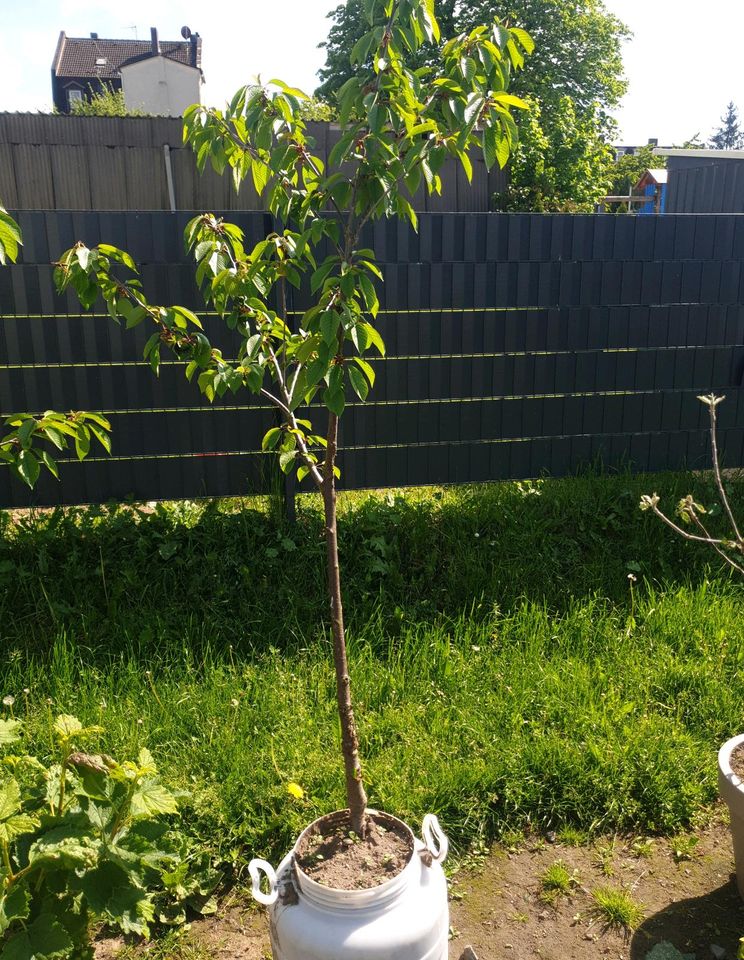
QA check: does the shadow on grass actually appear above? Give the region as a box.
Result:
[0,468,740,658]
[630,877,744,959]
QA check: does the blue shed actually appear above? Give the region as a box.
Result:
[634,168,668,214]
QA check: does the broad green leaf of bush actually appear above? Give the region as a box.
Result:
[0,713,217,959]
[0,721,21,748]
[0,913,73,960]
[130,781,178,818]
[0,885,30,935]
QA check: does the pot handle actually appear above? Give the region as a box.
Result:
[248,858,279,906]
[422,814,449,864]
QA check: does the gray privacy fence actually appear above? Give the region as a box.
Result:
[1,210,744,507]
[0,114,505,213]
[666,156,744,214]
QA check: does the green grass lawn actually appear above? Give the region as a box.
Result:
[0,470,742,874]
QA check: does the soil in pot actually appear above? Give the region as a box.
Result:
[731,744,744,779]
[295,810,414,890]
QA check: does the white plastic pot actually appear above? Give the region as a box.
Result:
[718,733,744,899]
[249,811,449,960]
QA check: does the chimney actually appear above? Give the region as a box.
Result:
[150,27,160,56]
[90,32,98,39]
[190,32,199,68]
[647,138,659,148]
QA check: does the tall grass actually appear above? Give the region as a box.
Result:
[0,470,742,869]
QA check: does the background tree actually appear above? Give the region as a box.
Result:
[493,94,613,211]
[710,101,743,150]
[318,0,629,211]
[59,85,145,118]
[56,0,532,838]
[607,144,660,200]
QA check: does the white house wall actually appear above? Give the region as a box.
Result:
[121,56,201,117]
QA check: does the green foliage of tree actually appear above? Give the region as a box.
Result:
[318,0,629,211]
[710,101,743,150]
[493,94,614,212]
[55,0,532,837]
[64,86,145,118]
[607,144,661,201]
[0,713,217,959]
[299,97,339,121]
[0,205,111,488]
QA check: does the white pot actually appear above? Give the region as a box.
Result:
[718,734,744,899]
[249,811,450,960]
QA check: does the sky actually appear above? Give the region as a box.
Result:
[1,0,742,147]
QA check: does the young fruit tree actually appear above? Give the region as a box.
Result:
[56,0,532,837]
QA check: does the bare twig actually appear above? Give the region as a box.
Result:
[640,395,744,576]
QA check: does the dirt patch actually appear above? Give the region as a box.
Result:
[295,810,414,889]
[730,744,744,780]
[95,811,744,960]
[449,813,743,960]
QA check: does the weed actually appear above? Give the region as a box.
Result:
[592,840,617,877]
[557,826,589,847]
[540,860,578,902]
[671,834,699,863]
[591,886,645,932]
[630,837,655,859]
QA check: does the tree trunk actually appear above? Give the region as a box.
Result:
[323,409,368,836]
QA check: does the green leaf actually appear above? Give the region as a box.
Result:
[324,387,345,417]
[88,424,111,455]
[129,780,178,818]
[15,451,39,490]
[510,26,535,54]
[357,273,379,317]
[482,125,497,172]
[171,306,203,330]
[0,719,22,746]
[0,779,20,820]
[0,210,22,266]
[320,311,341,346]
[38,450,59,480]
[0,813,40,844]
[353,356,376,387]
[0,912,73,960]
[360,322,386,356]
[52,715,82,741]
[348,365,369,401]
[17,418,37,449]
[98,244,137,272]
[80,861,154,937]
[0,885,30,936]
[262,427,283,452]
[27,825,98,870]
[279,451,297,474]
[492,92,529,110]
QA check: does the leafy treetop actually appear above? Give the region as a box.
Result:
[318,0,628,211]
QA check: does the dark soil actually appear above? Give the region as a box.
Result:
[294,809,414,889]
[730,744,744,780]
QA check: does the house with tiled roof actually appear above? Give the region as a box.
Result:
[51,27,203,116]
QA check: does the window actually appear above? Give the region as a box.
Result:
[67,88,83,107]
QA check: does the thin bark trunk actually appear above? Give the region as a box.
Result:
[323,408,368,836]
